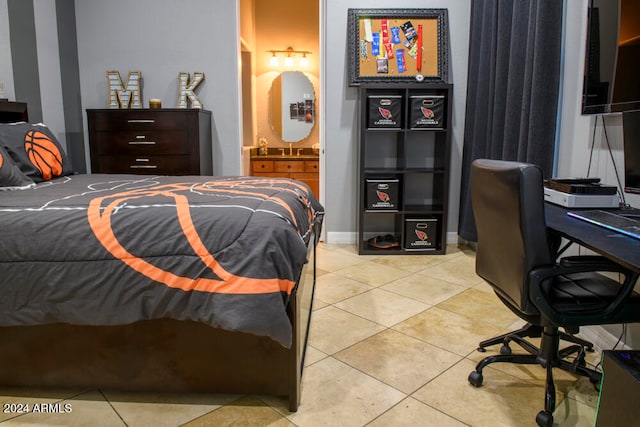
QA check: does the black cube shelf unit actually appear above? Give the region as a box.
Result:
[357,83,453,255]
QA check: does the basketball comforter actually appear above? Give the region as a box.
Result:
[0,174,323,348]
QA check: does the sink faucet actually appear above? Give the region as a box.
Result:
[279,148,286,156]
[289,143,293,156]
[297,148,304,156]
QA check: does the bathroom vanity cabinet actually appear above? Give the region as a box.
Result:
[251,155,319,200]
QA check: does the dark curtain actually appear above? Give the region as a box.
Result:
[458,0,564,242]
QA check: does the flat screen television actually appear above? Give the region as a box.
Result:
[582,0,640,114]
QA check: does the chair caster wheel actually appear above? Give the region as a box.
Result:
[500,344,512,356]
[468,371,483,387]
[536,410,553,427]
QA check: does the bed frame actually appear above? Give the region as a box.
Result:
[0,109,319,412]
[0,227,317,411]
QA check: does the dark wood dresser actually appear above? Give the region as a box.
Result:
[86,109,212,175]
[0,101,29,123]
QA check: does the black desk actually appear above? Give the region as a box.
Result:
[545,203,640,273]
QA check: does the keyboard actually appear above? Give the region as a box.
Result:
[567,210,640,240]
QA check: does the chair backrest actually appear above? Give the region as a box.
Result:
[470,159,554,315]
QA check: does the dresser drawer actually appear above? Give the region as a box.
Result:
[304,161,319,172]
[251,160,274,173]
[94,130,188,155]
[290,172,318,181]
[90,111,187,131]
[252,172,281,178]
[274,161,304,173]
[94,155,191,175]
[290,173,319,200]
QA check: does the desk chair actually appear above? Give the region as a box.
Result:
[467,159,640,427]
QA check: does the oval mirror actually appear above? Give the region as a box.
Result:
[268,71,315,143]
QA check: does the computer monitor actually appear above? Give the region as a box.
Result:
[623,110,640,194]
[583,0,640,114]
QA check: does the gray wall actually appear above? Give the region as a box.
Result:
[33,0,64,146]
[75,0,242,176]
[322,0,471,244]
[1,0,68,154]
[7,0,43,123]
[0,1,15,101]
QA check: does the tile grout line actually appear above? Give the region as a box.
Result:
[99,389,129,427]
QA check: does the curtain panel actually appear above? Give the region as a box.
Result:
[458,0,564,242]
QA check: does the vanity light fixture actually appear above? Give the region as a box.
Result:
[269,52,279,67]
[267,47,312,68]
[284,54,294,67]
[299,53,309,67]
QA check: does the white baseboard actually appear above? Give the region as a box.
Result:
[325,232,357,244]
[577,325,629,353]
[325,231,460,245]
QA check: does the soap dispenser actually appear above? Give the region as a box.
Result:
[258,137,268,156]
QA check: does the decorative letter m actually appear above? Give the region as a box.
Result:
[106,70,142,109]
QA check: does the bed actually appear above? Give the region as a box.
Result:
[0,117,323,411]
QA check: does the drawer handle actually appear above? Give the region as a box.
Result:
[135,158,150,162]
[130,165,157,169]
[128,141,157,145]
[127,119,155,124]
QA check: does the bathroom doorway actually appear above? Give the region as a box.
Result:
[239,0,320,199]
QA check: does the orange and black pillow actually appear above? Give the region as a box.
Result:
[0,123,74,182]
[0,144,35,190]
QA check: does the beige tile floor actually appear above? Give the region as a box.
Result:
[0,243,601,426]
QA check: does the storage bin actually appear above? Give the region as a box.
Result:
[367,95,402,128]
[366,178,399,210]
[409,95,445,129]
[404,218,439,250]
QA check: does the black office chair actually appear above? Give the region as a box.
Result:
[467,159,640,427]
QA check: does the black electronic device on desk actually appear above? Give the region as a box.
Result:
[545,177,617,195]
[543,177,620,208]
[595,351,640,427]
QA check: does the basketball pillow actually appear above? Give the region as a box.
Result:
[0,144,35,190]
[24,130,64,180]
[0,122,74,182]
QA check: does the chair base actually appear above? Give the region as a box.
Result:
[476,323,594,354]
[468,324,601,427]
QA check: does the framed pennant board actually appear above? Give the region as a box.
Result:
[348,9,449,86]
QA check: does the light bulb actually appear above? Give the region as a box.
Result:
[269,53,279,67]
[299,54,309,67]
[284,56,294,67]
